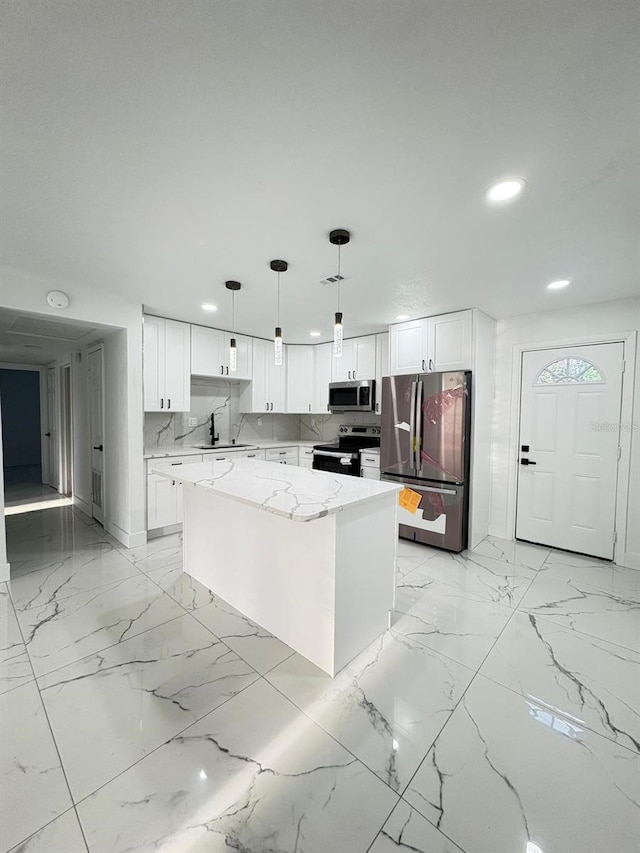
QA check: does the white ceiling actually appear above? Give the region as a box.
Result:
[0,308,113,365]
[1,1,638,343]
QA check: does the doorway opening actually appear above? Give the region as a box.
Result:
[0,367,63,510]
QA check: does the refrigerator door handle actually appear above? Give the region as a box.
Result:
[409,380,417,473]
[414,379,423,471]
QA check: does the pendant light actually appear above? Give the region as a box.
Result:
[329,229,350,357]
[270,259,288,366]
[225,280,241,372]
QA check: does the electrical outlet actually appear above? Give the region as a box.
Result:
[188,417,197,427]
[257,417,262,427]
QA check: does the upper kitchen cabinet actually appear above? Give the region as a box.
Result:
[374,332,389,413]
[191,325,252,380]
[389,311,473,374]
[313,343,332,413]
[331,335,377,381]
[143,316,190,412]
[239,338,287,413]
[388,318,429,374]
[286,346,314,413]
[427,311,473,372]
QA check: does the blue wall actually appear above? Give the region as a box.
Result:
[0,369,42,468]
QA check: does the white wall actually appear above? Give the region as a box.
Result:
[0,395,8,581]
[489,297,640,567]
[0,267,145,549]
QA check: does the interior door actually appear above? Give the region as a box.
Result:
[87,346,105,524]
[45,367,58,488]
[516,343,624,559]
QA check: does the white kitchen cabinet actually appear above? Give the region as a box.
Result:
[286,346,315,413]
[389,319,429,375]
[191,325,253,380]
[374,332,389,414]
[360,449,381,480]
[298,446,315,469]
[427,310,473,371]
[331,335,377,381]
[147,454,202,531]
[389,312,473,375]
[239,338,287,413]
[265,446,298,465]
[144,316,191,412]
[313,343,332,413]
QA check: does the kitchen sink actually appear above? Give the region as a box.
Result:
[194,444,254,450]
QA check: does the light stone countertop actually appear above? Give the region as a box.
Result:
[154,457,401,522]
[144,439,332,460]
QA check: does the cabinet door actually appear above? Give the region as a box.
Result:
[427,311,473,371]
[164,320,191,411]
[353,336,376,380]
[286,346,314,413]
[191,326,225,377]
[225,333,253,380]
[374,333,389,414]
[147,473,178,529]
[389,319,428,375]
[268,347,287,412]
[143,316,165,412]
[313,343,332,413]
[331,338,355,381]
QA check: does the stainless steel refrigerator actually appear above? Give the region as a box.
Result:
[380,371,471,552]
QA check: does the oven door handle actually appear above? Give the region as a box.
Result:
[312,450,356,460]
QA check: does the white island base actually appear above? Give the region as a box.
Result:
[171,459,400,677]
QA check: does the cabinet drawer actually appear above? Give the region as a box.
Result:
[265,447,298,463]
[238,449,266,460]
[299,446,315,459]
[360,453,380,468]
[148,454,202,473]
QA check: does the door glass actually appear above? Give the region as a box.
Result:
[535,357,603,385]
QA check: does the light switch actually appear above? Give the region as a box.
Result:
[188,417,197,427]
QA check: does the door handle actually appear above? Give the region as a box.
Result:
[93,445,104,452]
[167,399,171,409]
[45,432,51,437]
[226,366,229,375]
[160,398,164,409]
[428,359,433,371]
[220,366,224,375]
[520,458,537,465]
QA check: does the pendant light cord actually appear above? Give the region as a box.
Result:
[277,271,281,328]
[337,244,341,313]
[232,291,235,333]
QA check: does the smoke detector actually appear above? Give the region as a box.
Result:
[318,273,350,287]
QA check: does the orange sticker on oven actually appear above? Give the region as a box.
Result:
[399,488,422,514]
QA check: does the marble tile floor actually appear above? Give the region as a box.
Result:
[1,510,638,853]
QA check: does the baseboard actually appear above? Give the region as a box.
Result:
[487,523,510,540]
[619,552,640,570]
[104,518,147,549]
[0,562,10,582]
[73,496,92,518]
[147,522,182,540]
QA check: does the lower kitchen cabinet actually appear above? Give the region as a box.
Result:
[147,454,202,532]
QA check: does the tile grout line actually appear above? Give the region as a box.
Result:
[6,582,91,853]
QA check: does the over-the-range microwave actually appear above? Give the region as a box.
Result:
[328,380,376,413]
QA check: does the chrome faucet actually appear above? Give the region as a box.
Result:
[209,412,220,446]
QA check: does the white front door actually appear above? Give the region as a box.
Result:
[516,343,624,559]
[45,367,57,488]
[87,346,105,524]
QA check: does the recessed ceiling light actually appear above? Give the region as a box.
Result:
[547,279,571,290]
[395,314,410,321]
[486,178,525,203]
[201,303,218,312]
[309,331,321,337]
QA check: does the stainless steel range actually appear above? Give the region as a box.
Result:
[312,425,381,477]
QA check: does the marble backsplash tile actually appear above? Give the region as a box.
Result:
[145,379,303,450]
[144,379,380,450]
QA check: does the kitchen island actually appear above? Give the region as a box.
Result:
[155,457,401,676]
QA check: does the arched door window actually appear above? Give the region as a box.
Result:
[535,356,603,385]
